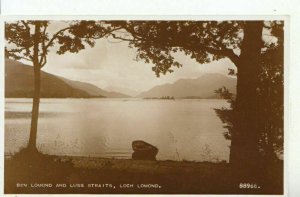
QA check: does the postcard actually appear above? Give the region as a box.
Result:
[1,18,287,195]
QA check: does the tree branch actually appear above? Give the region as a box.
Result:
[85,26,124,39]
[111,30,240,66]
[45,27,71,50]
[21,20,30,31]
[222,48,240,66]
[20,20,34,59]
[110,33,136,42]
[182,42,240,66]
[40,54,47,67]
[6,52,33,62]
[6,48,34,61]
[39,24,48,66]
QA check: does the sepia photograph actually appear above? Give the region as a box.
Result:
[4,19,284,194]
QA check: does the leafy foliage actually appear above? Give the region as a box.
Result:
[5,20,116,67]
[258,21,284,156]
[107,21,242,76]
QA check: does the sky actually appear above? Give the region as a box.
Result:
[14,21,237,94]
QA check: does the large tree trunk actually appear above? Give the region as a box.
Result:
[27,66,41,151]
[229,21,264,168]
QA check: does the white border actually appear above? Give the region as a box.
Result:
[1,0,300,196]
[0,0,295,16]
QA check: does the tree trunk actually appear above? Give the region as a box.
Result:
[27,22,41,152]
[27,66,41,151]
[229,21,264,168]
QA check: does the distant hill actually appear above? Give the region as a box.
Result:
[5,59,130,98]
[104,86,139,97]
[59,78,131,98]
[138,73,237,99]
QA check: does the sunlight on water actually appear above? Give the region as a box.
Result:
[5,98,231,162]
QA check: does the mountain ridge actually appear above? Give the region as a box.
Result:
[138,73,237,99]
[104,86,139,97]
[5,59,130,98]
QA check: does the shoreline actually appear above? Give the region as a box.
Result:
[5,153,283,194]
[58,155,227,173]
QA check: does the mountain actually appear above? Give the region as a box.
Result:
[138,73,237,99]
[5,59,130,98]
[60,78,131,98]
[104,86,139,97]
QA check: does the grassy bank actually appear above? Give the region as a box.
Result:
[5,150,283,194]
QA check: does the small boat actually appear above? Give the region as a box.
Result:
[132,140,158,160]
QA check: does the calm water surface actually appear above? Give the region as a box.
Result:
[5,98,231,162]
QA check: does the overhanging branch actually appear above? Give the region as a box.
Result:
[185,43,240,66]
